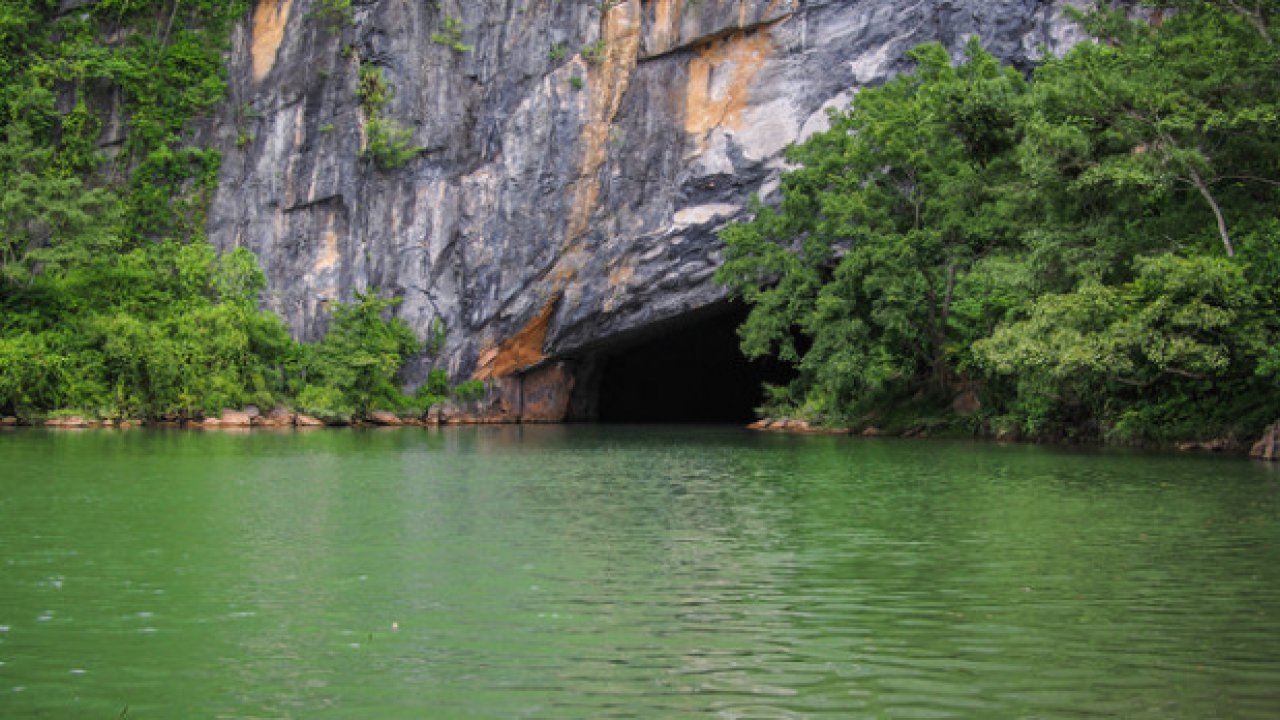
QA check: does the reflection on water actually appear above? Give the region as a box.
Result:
[1,426,1278,718]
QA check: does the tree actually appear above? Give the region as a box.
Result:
[1022,2,1280,262]
[717,41,1029,420]
[295,293,421,421]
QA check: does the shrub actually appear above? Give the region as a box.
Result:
[431,15,472,53]
[363,116,419,169]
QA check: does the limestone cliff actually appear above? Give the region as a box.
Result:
[204,0,1097,420]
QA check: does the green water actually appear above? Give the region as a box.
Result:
[1,427,1278,719]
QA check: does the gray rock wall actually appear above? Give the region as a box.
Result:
[205,0,1096,411]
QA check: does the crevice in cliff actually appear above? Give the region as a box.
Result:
[575,301,792,423]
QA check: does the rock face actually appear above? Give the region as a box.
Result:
[204,0,1100,420]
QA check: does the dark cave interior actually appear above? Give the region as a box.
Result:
[592,304,793,423]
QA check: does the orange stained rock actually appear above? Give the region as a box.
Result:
[650,0,680,52]
[474,298,559,381]
[566,0,642,243]
[314,230,339,272]
[685,29,773,137]
[608,263,634,288]
[251,0,292,82]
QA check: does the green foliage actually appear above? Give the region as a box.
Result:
[581,38,607,65]
[356,65,419,170]
[308,0,353,29]
[363,116,419,169]
[431,15,472,53]
[425,316,448,356]
[568,75,585,91]
[294,293,421,421]
[549,42,567,63]
[357,65,390,115]
[976,252,1278,441]
[719,40,1029,420]
[452,379,486,402]
[412,367,451,409]
[0,2,448,422]
[0,122,122,284]
[718,4,1280,443]
[0,242,293,419]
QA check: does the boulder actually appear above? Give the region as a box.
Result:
[253,408,295,427]
[1251,423,1280,461]
[369,411,402,426]
[46,416,89,428]
[294,414,326,427]
[862,427,883,437]
[0,416,17,426]
[218,410,254,427]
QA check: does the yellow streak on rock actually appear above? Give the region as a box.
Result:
[566,0,642,243]
[684,30,773,137]
[251,0,292,82]
[608,263,634,288]
[314,231,339,272]
[650,0,680,52]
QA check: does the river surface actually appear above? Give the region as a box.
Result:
[1,426,1278,719]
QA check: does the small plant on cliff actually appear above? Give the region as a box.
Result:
[363,116,419,169]
[431,15,473,53]
[308,0,354,28]
[425,316,448,357]
[582,38,607,65]
[357,65,390,114]
[356,65,420,169]
[549,42,567,62]
[569,75,584,91]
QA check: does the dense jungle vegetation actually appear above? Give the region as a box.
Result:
[719,1,1280,443]
[0,1,469,423]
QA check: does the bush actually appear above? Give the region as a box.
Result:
[363,116,419,170]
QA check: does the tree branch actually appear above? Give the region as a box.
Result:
[1186,167,1236,257]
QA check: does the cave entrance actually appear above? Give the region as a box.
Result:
[578,302,793,424]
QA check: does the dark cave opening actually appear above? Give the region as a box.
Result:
[589,303,793,424]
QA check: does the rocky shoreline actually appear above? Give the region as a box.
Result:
[0,403,518,431]
[749,417,1280,462]
[6,412,1278,462]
